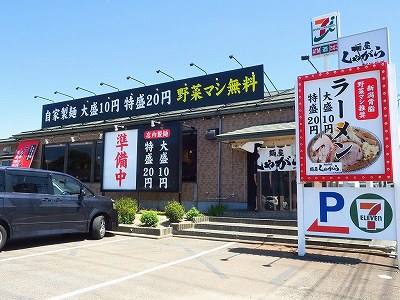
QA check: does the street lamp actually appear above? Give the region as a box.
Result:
[126,76,146,86]
[189,63,207,75]
[76,86,96,95]
[156,70,175,81]
[151,120,161,127]
[34,95,54,103]
[229,54,244,68]
[100,82,120,91]
[54,91,75,99]
[301,55,320,73]
[263,70,279,93]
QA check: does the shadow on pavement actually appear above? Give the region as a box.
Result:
[224,244,397,269]
[224,246,362,265]
[1,232,115,252]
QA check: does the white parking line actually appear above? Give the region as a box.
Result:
[0,237,133,262]
[48,241,236,300]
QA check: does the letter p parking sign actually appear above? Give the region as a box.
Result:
[304,187,396,240]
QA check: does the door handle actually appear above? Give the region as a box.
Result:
[42,198,51,202]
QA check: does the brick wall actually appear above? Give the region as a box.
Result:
[2,105,295,210]
[194,107,295,205]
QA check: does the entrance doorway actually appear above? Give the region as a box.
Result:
[258,170,296,211]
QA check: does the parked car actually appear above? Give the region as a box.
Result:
[0,166,118,251]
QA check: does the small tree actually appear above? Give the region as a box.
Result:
[115,197,138,224]
[186,206,203,221]
[140,211,159,227]
[165,200,185,223]
[206,204,227,217]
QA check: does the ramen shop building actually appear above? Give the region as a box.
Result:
[0,65,297,213]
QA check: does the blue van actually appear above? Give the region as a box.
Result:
[0,167,118,250]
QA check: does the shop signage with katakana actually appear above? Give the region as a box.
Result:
[297,62,393,182]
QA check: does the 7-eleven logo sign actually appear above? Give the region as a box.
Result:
[311,12,339,46]
[350,194,393,233]
[357,199,384,231]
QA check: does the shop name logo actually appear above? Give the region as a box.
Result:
[350,194,393,233]
[313,15,337,44]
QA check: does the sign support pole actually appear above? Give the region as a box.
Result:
[295,85,306,256]
[323,55,329,72]
[393,161,400,269]
[297,183,306,256]
[388,65,400,269]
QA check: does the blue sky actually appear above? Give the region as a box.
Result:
[0,0,399,139]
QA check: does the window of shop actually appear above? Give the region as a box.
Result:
[94,141,103,182]
[0,159,12,166]
[43,144,66,173]
[182,131,197,182]
[67,143,92,182]
[42,141,102,183]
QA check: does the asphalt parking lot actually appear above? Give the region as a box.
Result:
[0,233,399,300]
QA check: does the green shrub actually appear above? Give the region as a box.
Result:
[164,200,185,223]
[207,204,227,216]
[140,211,159,227]
[186,206,203,221]
[115,197,138,224]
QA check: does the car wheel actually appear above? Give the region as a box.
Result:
[91,215,106,239]
[0,225,7,251]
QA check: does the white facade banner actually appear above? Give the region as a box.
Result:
[102,129,138,190]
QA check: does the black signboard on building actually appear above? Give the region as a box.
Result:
[136,123,180,192]
[42,65,264,128]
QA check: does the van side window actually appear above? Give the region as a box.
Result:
[52,174,81,195]
[0,170,5,192]
[52,174,95,196]
[11,174,49,194]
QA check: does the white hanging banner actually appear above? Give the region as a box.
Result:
[257,147,277,171]
[257,146,296,172]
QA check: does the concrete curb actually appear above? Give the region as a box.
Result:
[109,230,172,239]
[115,224,173,238]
